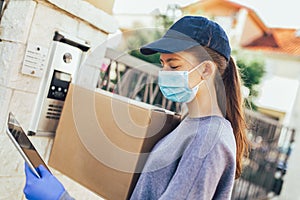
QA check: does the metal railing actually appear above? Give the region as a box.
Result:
[98,48,295,200]
[97,48,185,115]
[231,110,296,200]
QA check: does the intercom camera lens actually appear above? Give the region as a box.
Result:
[63,53,72,63]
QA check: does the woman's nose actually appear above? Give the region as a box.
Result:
[160,64,168,71]
[161,65,174,71]
[161,66,168,71]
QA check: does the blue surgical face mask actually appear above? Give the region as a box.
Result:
[158,64,203,103]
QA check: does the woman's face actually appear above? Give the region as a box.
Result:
[160,51,203,88]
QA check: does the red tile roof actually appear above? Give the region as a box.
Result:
[182,0,269,32]
[244,28,300,56]
[182,0,300,56]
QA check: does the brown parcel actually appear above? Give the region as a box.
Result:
[49,84,181,200]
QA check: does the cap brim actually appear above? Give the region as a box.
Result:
[140,37,199,55]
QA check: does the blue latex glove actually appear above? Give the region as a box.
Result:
[24,163,65,200]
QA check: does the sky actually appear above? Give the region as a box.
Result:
[113,0,300,29]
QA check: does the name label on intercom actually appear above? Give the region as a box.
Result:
[21,43,48,78]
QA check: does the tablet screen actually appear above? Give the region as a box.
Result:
[7,113,50,172]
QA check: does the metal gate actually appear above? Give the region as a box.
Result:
[231,110,295,200]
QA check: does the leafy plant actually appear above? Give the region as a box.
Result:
[236,57,266,110]
[128,14,175,65]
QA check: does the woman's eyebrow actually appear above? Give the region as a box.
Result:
[159,58,180,63]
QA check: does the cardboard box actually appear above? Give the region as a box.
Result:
[49,84,181,200]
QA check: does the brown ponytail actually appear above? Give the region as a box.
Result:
[222,56,249,178]
[186,46,249,178]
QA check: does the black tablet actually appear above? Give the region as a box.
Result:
[6,112,51,178]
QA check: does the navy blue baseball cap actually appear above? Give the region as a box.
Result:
[140,16,231,61]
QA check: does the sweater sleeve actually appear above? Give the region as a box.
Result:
[59,191,75,200]
[158,135,235,200]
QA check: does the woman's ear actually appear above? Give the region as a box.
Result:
[201,61,216,80]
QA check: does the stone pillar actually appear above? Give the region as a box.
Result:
[0,0,117,199]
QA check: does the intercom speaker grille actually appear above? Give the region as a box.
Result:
[45,104,62,120]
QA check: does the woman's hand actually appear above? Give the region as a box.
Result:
[24,163,65,200]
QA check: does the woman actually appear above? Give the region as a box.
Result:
[24,16,248,200]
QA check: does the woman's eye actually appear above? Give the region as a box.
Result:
[170,66,179,69]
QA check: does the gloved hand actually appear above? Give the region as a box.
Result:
[24,163,65,200]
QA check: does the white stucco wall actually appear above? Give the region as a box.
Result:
[0,0,117,199]
[257,54,300,122]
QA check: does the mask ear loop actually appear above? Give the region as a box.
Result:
[188,62,203,74]
[187,62,205,89]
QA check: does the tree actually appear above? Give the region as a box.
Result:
[128,13,175,65]
[236,56,266,110]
